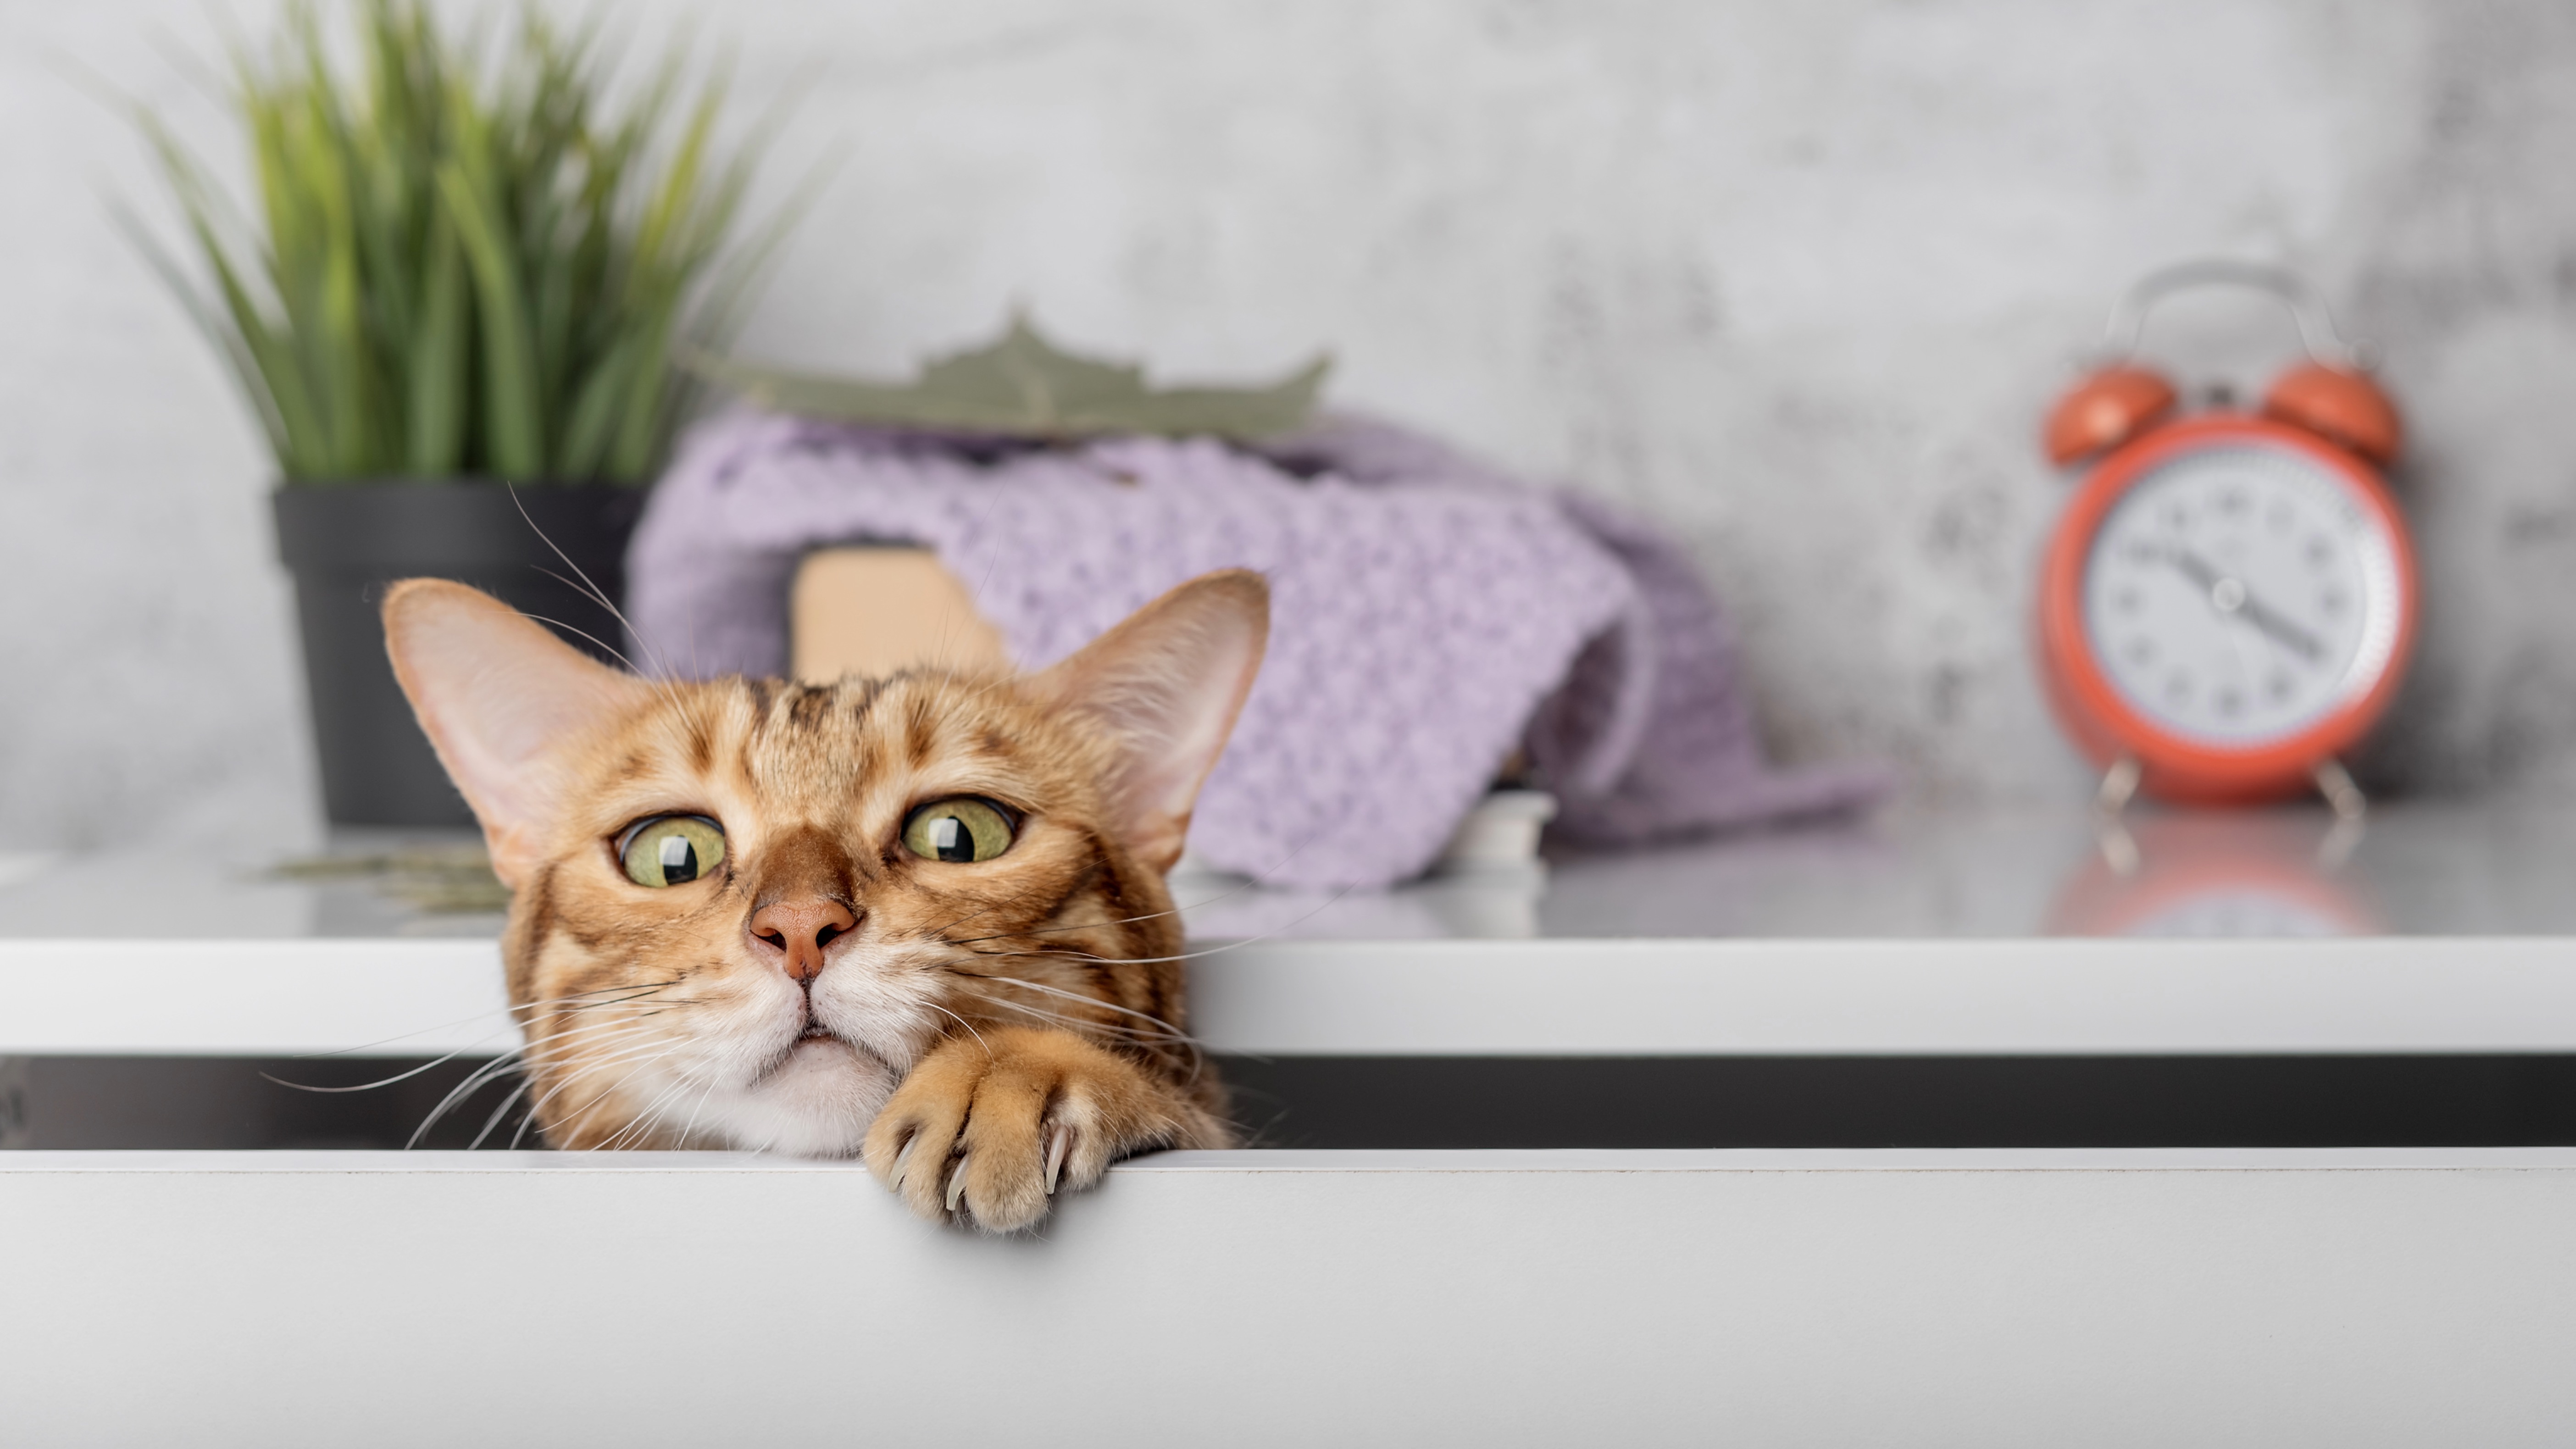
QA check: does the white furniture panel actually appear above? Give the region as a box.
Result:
[7,934,2576,1057]
[6,1148,2576,1445]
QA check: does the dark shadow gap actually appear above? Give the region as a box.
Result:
[13,1054,2576,1150]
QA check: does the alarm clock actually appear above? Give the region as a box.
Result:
[2036,261,2417,808]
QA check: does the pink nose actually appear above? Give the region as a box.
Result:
[747,897,858,983]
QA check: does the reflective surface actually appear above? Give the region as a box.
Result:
[2,802,2573,943]
[1179,801,2576,941]
[0,832,508,941]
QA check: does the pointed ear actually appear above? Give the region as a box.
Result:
[382,579,655,888]
[1028,570,1270,874]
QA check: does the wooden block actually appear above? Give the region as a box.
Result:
[789,546,1011,684]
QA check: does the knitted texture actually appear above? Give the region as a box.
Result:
[628,410,1890,887]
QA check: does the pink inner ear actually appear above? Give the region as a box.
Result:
[1032,571,1271,874]
[382,579,652,884]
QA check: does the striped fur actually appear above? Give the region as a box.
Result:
[386,572,1267,1232]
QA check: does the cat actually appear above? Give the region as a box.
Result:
[382,568,1269,1232]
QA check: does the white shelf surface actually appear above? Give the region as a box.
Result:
[6,801,2576,1057]
[8,1146,2576,1443]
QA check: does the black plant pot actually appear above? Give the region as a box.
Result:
[273,482,647,827]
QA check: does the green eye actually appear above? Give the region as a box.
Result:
[619,816,726,887]
[902,798,1016,864]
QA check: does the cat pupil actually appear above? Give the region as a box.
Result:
[659,833,699,884]
[932,815,971,862]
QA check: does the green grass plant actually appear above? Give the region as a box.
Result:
[127,0,792,484]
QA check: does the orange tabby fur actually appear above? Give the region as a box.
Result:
[382,570,1268,1232]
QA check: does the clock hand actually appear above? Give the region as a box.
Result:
[2161,546,2223,590]
[2238,593,2326,665]
[2160,545,2326,664]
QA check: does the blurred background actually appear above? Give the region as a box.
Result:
[6,0,2576,852]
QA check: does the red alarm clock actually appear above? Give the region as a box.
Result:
[2037,261,2417,809]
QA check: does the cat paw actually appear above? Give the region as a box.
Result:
[861,1026,1198,1232]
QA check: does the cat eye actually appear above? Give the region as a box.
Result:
[901,798,1016,864]
[617,815,727,888]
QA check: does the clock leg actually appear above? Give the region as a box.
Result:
[2092,755,2144,877]
[2094,754,2143,815]
[2312,758,2370,869]
[2312,758,2367,821]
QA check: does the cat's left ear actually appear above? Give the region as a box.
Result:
[1029,570,1270,874]
[382,579,656,888]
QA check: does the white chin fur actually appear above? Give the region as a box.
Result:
[697,1038,899,1157]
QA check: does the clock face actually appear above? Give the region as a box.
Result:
[2078,443,2405,748]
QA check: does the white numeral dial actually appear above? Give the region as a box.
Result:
[2080,445,2402,747]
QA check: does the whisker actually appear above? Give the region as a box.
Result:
[522,1028,681,1082]
[261,1044,491,1095]
[595,1072,701,1151]
[944,968,1197,1044]
[510,1086,556,1151]
[515,605,650,677]
[572,1064,690,1151]
[924,1000,992,1056]
[467,1074,534,1151]
[673,1071,727,1148]
[959,988,1191,1053]
[505,493,703,733]
[388,1006,675,1138]
[519,1041,686,1148]
[278,991,684,1102]
[629,1071,716,1148]
[928,869,1359,1097]
[402,1009,664,1149]
[286,981,679,1062]
[408,1050,531,1150]
[397,1021,649,1147]
[952,980,1208,1082]
[611,1062,709,1144]
[506,481,676,684]
[516,1022,687,1095]
[988,998,1204,1088]
[270,1005,640,1109]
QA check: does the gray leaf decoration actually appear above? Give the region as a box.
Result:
[691,315,1331,440]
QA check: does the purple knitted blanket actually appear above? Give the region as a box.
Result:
[628,410,1890,887]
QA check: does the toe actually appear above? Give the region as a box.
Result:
[955,1067,1052,1232]
[864,1066,977,1221]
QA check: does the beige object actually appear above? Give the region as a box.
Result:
[1434,788,1558,872]
[790,546,1011,683]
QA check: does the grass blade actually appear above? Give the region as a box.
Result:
[437,151,543,478]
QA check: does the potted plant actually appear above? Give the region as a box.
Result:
[128,0,789,825]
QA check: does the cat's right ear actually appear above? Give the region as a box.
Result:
[381,579,654,888]
[1028,569,1270,875]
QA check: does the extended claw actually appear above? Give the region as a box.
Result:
[944,1155,969,1214]
[1044,1124,1071,1196]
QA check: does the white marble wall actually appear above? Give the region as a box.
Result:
[5,0,2575,848]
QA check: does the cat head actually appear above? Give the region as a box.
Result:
[383,570,1267,1154]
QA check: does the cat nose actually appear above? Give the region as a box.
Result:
[746,897,859,983]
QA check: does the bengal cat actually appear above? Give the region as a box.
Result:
[382,569,1268,1232]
